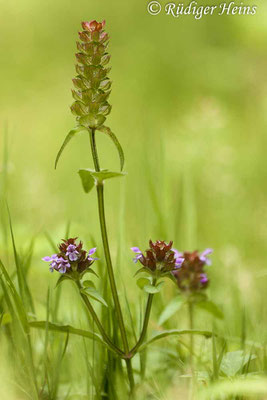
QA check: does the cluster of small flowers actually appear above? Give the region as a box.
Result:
[131,240,212,293]
[42,238,98,274]
[43,237,212,293]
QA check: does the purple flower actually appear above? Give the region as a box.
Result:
[172,249,185,268]
[172,249,213,293]
[199,248,213,265]
[87,247,99,261]
[131,247,143,263]
[200,273,208,284]
[66,244,79,261]
[42,255,70,273]
[42,254,58,262]
[42,238,98,275]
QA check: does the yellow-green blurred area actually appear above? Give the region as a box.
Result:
[1,0,267,398]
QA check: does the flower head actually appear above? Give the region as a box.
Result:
[131,240,184,278]
[81,20,105,32]
[71,20,112,129]
[172,249,213,293]
[42,238,98,277]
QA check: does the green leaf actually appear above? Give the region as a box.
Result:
[136,277,151,290]
[144,285,159,294]
[80,288,108,307]
[134,267,149,277]
[91,169,126,183]
[55,127,86,169]
[78,169,95,193]
[140,329,213,352]
[157,297,184,326]
[97,125,125,171]
[78,169,126,188]
[82,268,99,278]
[29,320,116,354]
[220,351,256,377]
[143,281,164,294]
[196,300,224,320]
[83,280,96,289]
[56,274,73,288]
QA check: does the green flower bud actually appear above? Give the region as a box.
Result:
[71,21,112,130]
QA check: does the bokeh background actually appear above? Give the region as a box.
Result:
[1,0,267,397]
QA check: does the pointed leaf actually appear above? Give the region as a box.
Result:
[196,300,224,320]
[29,320,117,354]
[80,288,108,307]
[134,267,149,277]
[55,127,86,169]
[82,268,99,278]
[78,168,126,187]
[83,280,96,289]
[56,274,73,288]
[97,125,124,171]
[139,329,213,351]
[91,169,126,183]
[78,169,95,193]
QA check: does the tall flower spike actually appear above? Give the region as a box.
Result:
[71,20,112,129]
[172,249,213,293]
[131,240,184,278]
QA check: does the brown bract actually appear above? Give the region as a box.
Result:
[58,238,93,274]
[140,240,176,273]
[82,20,106,32]
[173,250,209,292]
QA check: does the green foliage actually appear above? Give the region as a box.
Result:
[80,287,108,307]
[78,168,126,192]
[196,300,224,320]
[220,350,256,377]
[97,126,125,171]
[55,126,86,169]
[78,168,95,193]
[140,329,213,351]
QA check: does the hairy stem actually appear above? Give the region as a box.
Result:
[130,279,156,355]
[77,280,123,356]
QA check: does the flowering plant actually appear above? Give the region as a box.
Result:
[39,20,217,398]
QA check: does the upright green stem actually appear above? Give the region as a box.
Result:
[130,279,157,355]
[88,128,134,391]
[76,280,123,356]
[89,128,100,172]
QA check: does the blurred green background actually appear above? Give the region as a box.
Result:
[1,0,267,396]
